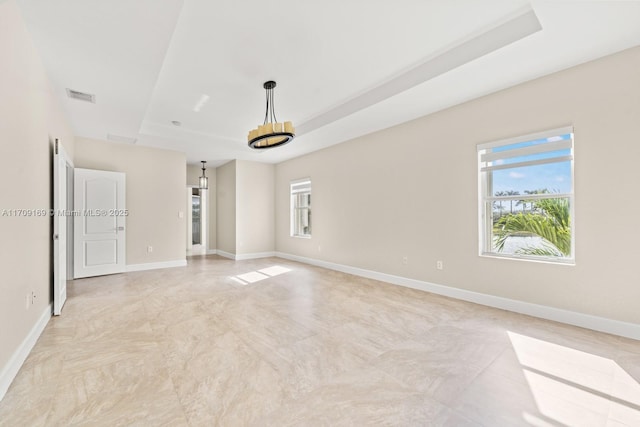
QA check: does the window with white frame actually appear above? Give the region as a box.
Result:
[290,179,311,237]
[478,127,574,263]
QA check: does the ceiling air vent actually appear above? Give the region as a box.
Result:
[107,134,137,144]
[66,88,96,103]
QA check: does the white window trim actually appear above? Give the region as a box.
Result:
[477,126,573,150]
[477,126,575,264]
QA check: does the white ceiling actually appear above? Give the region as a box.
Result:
[16,0,640,167]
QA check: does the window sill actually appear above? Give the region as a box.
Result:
[480,252,575,266]
[291,235,312,239]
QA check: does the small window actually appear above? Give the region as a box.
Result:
[478,127,574,263]
[290,179,311,238]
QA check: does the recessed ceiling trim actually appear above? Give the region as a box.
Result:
[107,133,137,144]
[65,88,96,103]
[140,121,242,143]
[297,6,542,136]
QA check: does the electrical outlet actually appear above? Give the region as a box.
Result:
[147,245,153,253]
[402,256,408,265]
[436,260,443,270]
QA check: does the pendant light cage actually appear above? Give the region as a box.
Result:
[248,81,295,149]
[199,161,208,190]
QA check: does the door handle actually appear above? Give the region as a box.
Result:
[116,226,125,231]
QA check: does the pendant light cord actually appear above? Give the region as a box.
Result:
[263,86,278,125]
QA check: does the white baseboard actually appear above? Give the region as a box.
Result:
[215,251,275,261]
[0,304,51,402]
[187,249,217,257]
[275,252,640,341]
[186,251,206,257]
[236,251,276,261]
[126,259,187,272]
[216,250,236,260]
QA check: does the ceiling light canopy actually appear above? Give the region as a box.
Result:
[248,81,294,149]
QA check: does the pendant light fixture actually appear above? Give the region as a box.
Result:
[199,161,208,190]
[248,81,295,149]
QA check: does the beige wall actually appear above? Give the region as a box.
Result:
[187,165,216,252]
[75,138,186,265]
[216,161,236,254]
[236,160,275,255]
[0,0,75,384]
[276,46,640,325]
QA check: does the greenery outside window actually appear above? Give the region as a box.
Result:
[478,127,574,263]
[291,179,311,238]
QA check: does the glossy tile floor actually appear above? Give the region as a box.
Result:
[1,256,639,426]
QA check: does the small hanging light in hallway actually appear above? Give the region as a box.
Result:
[199,161,208,190]
[248,81,295,149]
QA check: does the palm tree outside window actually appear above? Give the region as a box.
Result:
[478,127,574,263]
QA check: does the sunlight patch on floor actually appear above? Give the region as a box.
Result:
[259,265,291,277]
[522,411,565,427]
[508,331,640,426]
[231,265,292,285]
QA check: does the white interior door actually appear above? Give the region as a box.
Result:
[74,168,126,278]
[53,140,73,315]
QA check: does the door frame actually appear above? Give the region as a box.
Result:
[186,185,207,256]
[53,139,73,316]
